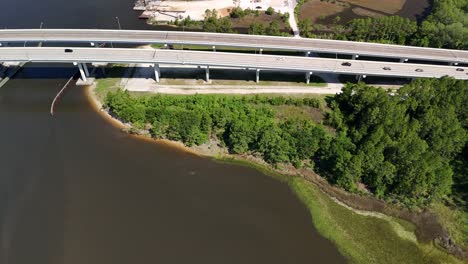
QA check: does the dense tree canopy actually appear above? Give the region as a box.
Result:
[346,16,418,45]
[413,0,468,49]
[324,78,467,205]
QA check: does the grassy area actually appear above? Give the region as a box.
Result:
[213,156,289,183]
[431,203,468,252]
[290,177,463,264]
[94,66,128,100]
[213,154,463,264]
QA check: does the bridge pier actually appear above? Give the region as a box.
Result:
[259,48,263,54]
[400,58,408,63]
[356,74,367,81]
[205,66,210,82]
[352,54,359,60]
[74,62,89,82]
[212,46,216,52]
[305,71,313,84]
[153,64,160,82]
[449,62,458,66]
[255,69,260,83]
[82,63,90,77]
[305,51,311,57]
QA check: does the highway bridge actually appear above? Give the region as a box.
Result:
[0,29,467,64]
[0,47,466,83]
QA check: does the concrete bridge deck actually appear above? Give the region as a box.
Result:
[0,47,466,83]
[0,29,467,64]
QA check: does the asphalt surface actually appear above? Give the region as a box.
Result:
[0,47,467,79]
[0,29,467,63]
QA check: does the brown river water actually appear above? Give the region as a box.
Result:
[0,0,346,262]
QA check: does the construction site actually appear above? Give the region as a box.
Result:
[134,0,293,22]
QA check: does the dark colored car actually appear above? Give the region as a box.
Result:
[415,68,424,72]
[456,68,465,72]
[341,62,352,66]
[383,67,391,71]
[64,49,73,53]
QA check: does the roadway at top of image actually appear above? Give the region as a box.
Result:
[0,29,467,64]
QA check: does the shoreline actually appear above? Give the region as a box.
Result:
[85,83,465,261]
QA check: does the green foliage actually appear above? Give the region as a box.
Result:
[105,92,326,165]
[298,18,314,38]
[412,0,468,49]
[230,7,245,18]
[248,21,267,35]
[266,20,281,36]
[319,78,468,206]
[266,6,275,15]
[281,12,290,23]
[203,9,233,33]
[346,16,418,45]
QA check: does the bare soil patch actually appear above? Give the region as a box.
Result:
[352,7,385,18]
[343,0,406,14]
[299,0,347,23]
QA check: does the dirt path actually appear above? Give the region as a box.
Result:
[288,0,300,37]
[140,85,342,94]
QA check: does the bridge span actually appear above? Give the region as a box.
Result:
[0,47,466,83]
[0,29,467,64]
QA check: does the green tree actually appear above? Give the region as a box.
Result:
[266,6,275,15]
[249,22,266,35]
[298,19,313,37]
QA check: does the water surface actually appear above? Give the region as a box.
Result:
[0,1,347,263]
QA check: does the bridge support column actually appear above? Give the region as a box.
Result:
[352,54,359,60]
[356,75,366,81]
[74,62,88,82]
[400,58,408,63]
[449,62,458,66]
[212,46,216,52]
[259,48,263,54]
[305,51,311,57]
[205,66,210,82]
[153,64,160,82]
[82,63,90,77]
[305,71,312,84]
[255,69,260,83]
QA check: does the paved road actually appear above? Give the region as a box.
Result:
[0,47,466,80]
[0,29,467,63]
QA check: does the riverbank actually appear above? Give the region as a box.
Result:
[86,81,465,263]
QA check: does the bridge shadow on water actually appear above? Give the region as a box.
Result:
[8,64,328,85]
[6,64,416,87]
